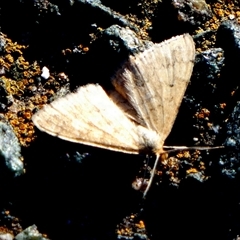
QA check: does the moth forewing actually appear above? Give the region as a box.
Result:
[111,34,195,140]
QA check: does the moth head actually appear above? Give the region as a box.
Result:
[136,126,164,154]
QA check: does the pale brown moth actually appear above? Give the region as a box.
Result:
[32,34,196,197]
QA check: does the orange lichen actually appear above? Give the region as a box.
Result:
[0,209,23,236]
[195,1,240,50]
[0,33,68,147]
[0,226,13,235]
[186,168,199,174]
[220,103,227,109]
[116,213,146,238]
[199,161,206,170]
[170,149,208,181]
[5,54,14,64]
[195,108,210,119]
[62,48,72,55]
[135,220,145,229]
[177,151,191,159]
[83,47,89,52]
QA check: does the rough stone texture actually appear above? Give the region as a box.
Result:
[0,115,24,176]
[0,0,240,240]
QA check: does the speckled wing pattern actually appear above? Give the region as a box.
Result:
[32,34,195,155]
[112,34,195,146]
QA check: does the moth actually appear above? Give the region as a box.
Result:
[32,34,195,197]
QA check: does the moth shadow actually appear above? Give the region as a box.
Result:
[20,130,144,239]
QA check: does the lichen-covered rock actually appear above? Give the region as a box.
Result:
[218,102,240,178]
[104,25,151,54]
[194,47,225,83]
[0,233,13,240]
[172,0,212,25]
[15,225,49,240]
[0,115,24,176]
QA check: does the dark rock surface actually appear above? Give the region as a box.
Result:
[0,0,240,239]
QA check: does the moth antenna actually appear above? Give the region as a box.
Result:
[143,154,160,198]
[142,146,224,197]
[163,146,224,152]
